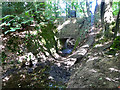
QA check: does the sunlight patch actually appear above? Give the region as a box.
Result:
[64,58,76,66]
[77,48,87,56]
[54,53,60,58]
[0,45,5,50]
[57,19,71,30]
[109,68,120,72]
[50,48,56,54]
[94,44,103,48]
[48,76,54,80]
[82,44,89,48]
[32,31,37,35]
[72,19,77,24]
[89,69,97,73]
[17,52,36,63]
[3,76,10,81]
[87,56,98,62]
[105,77,119,83]
[45,52,50,56]
[20,74,25,79]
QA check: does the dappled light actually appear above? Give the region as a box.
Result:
[109,68,120,72]
[57,19,71,31]
[1,0,120,89]
[3,76,10,82]
[77,48,87,56]
[105,77,119,83]
[94,44,103,48]
[89,69,97,73]
[87,56,99,62]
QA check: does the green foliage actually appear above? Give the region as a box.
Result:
[1,1,87,57]
[2,2,33,16]
[111,36,120,50]
[112,1,120,16]
[1,52,7,63]
[0,15,14,21]
[105,49,116,55]
[73,37,80,50]
[20,19,58,56]
[5,27,21,34]
[96,33,102,39]
[105,36,120,56]
[1,2,60,58]
[1,14,34,34]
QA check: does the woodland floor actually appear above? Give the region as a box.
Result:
[1,20,120,88]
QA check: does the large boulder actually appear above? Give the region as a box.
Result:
[56,18,85,39]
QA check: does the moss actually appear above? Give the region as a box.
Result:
[111,36,120,50]
[105,49,116,55]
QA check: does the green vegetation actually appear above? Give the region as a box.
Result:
[112,1,120,16]
[111,36,120,50]
[1,0,120,89]
[1,2,60,60]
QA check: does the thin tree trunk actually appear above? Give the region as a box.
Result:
[113,9,120,39]
[104,1,114,38]
[80,2,87,17]
[100,1,105,29]
[86,0,90,16]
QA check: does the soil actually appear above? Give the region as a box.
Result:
[1,16,120,88]
[67,38,120,88]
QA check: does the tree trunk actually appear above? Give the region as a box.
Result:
[100,1,105,28]
[86,0,90,16]
[101,1,114,38]
[113,9,120,39]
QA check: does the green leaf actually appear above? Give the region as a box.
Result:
[6,23,11,26]
[25,11,30,17]
[0,15,14,21]
[21,19,33,24]
[99,77,102,80]
[25,9,32,17]
[0,23,6,27]
[4,27,20,34]
[0,18,3,21]
[21,21,28,24]
[80,9,83,12]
